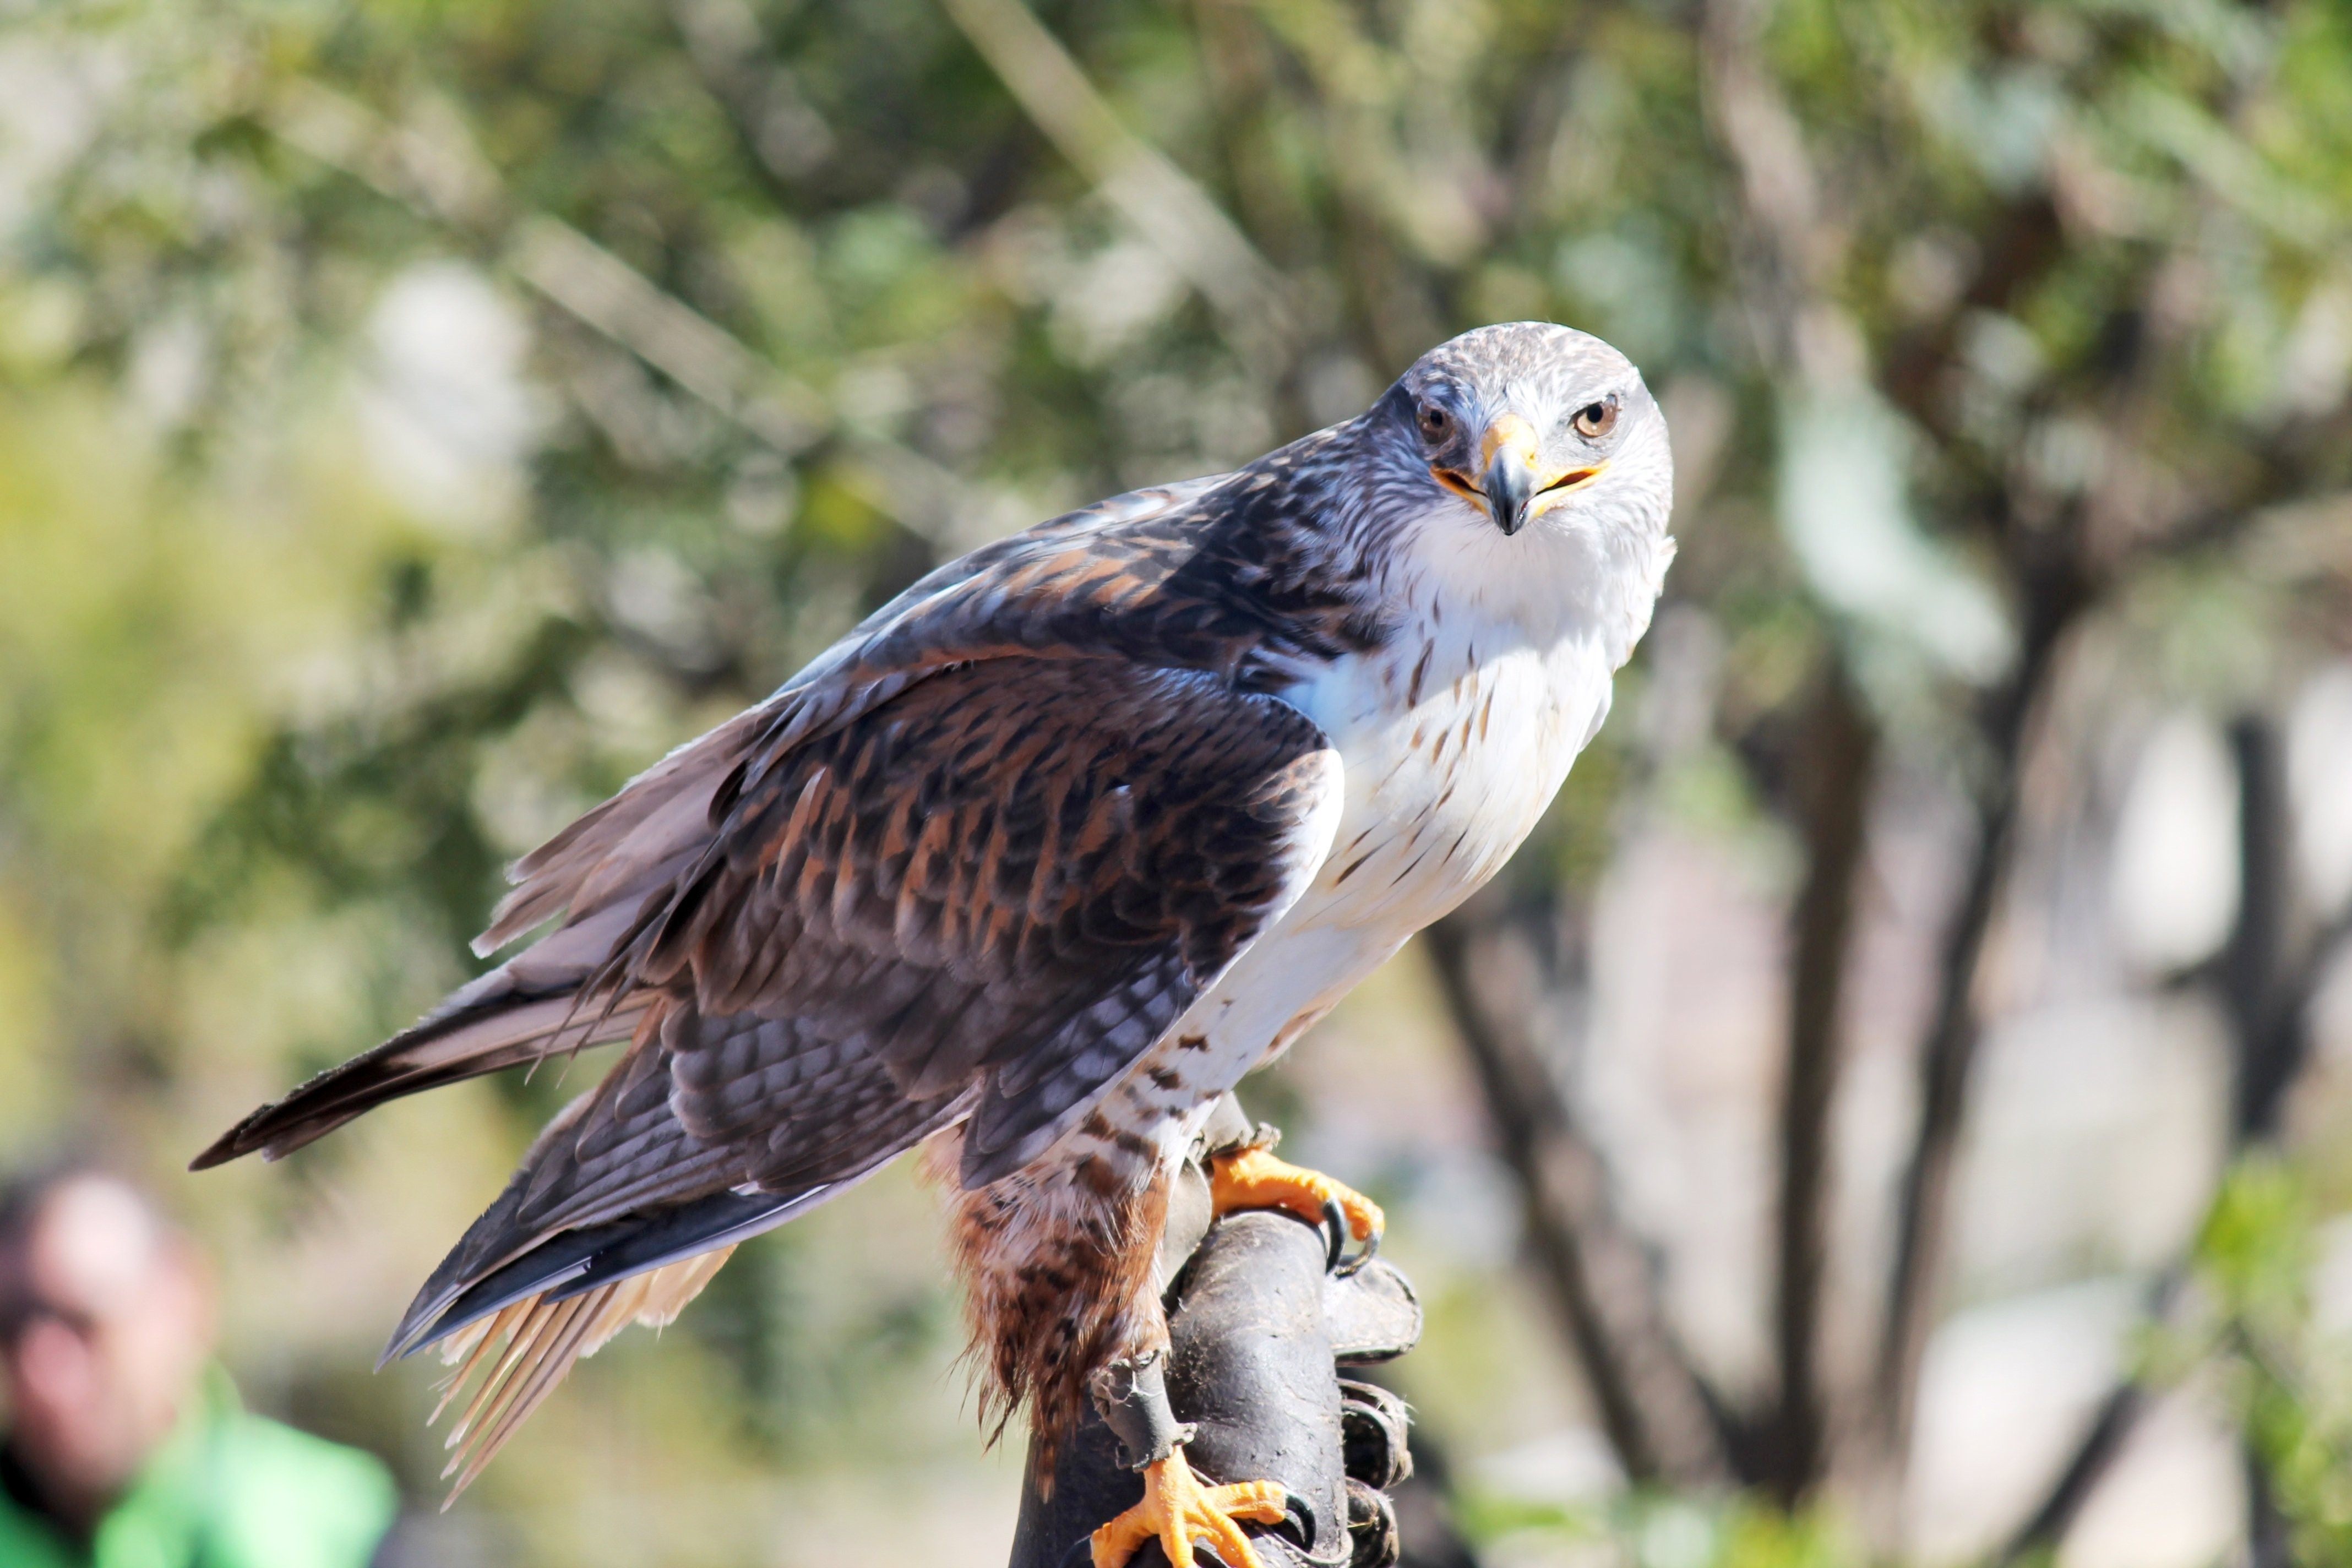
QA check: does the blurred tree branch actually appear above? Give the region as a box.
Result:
[666,0,836,195]
[1698,0,1842,381]
[1696,0,1885,1506]
[2001,715,2352,1561]
[1865,545,2090,1473]
[1866,72,2331,1523]
[1691,0,2345,1525]
[935,0,1295,371]
[263,80,976,544]
[1767,667,1876,1506]
[1424,906,1741,1491]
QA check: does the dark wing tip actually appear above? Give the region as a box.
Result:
[188,1107,279,1170]
[379,1188,818,1369]
[190,1096,368,1172]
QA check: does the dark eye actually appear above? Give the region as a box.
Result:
[1416,402,1452,442]
[1572,397,1620,439]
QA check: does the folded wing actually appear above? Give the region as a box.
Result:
[198,606,1342,1489]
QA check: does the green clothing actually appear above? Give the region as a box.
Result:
[0,1371,396,1568]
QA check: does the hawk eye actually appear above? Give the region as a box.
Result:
[1572,397,1620,439]
[1416,403,1452,442]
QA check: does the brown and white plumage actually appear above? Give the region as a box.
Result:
[195,322,1675,1504]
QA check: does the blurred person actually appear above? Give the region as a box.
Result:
[0,1163,398,1568]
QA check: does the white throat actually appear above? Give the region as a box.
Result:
[1381,493,1670,679]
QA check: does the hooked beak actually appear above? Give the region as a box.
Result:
[1434,413,1609,536]
[1483,418,1539,536]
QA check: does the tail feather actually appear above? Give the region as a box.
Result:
[195,707,762,1175]
[380,1128,960,1499]
[382,1187,787,1365]
[429,1246,736,1501]
[189,905,649,1171]
[190,993,648,1169]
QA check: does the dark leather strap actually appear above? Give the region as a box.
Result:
[1086,1351,1197,1471]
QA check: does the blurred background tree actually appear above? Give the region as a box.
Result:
[6,0,2352,1563]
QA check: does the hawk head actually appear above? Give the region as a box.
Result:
[1371,321,1672,544]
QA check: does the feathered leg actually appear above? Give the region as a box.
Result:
[933,1120,1174,1471]
[933,1107,1302,1568]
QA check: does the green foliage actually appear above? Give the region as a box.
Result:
[2190,1159,2352,1563]
[2197,1156,2316,1333]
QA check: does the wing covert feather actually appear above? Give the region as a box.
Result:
[631,658,1342,1184]
[476,476,1232,960]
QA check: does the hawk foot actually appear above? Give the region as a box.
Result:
[1207,1144,1384,1272]
[1089,1449,1287,1568]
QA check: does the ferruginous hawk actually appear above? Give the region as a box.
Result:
[197,320,1674,1567]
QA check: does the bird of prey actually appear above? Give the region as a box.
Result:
[197,320,1674,1568]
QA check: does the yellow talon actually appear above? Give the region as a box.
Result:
[1090,1449,1288,1568]
[1207,1144,1383,1246]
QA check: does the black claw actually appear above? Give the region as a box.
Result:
[1319,1199,1381,1275]
[1278,1488,1319,1550]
